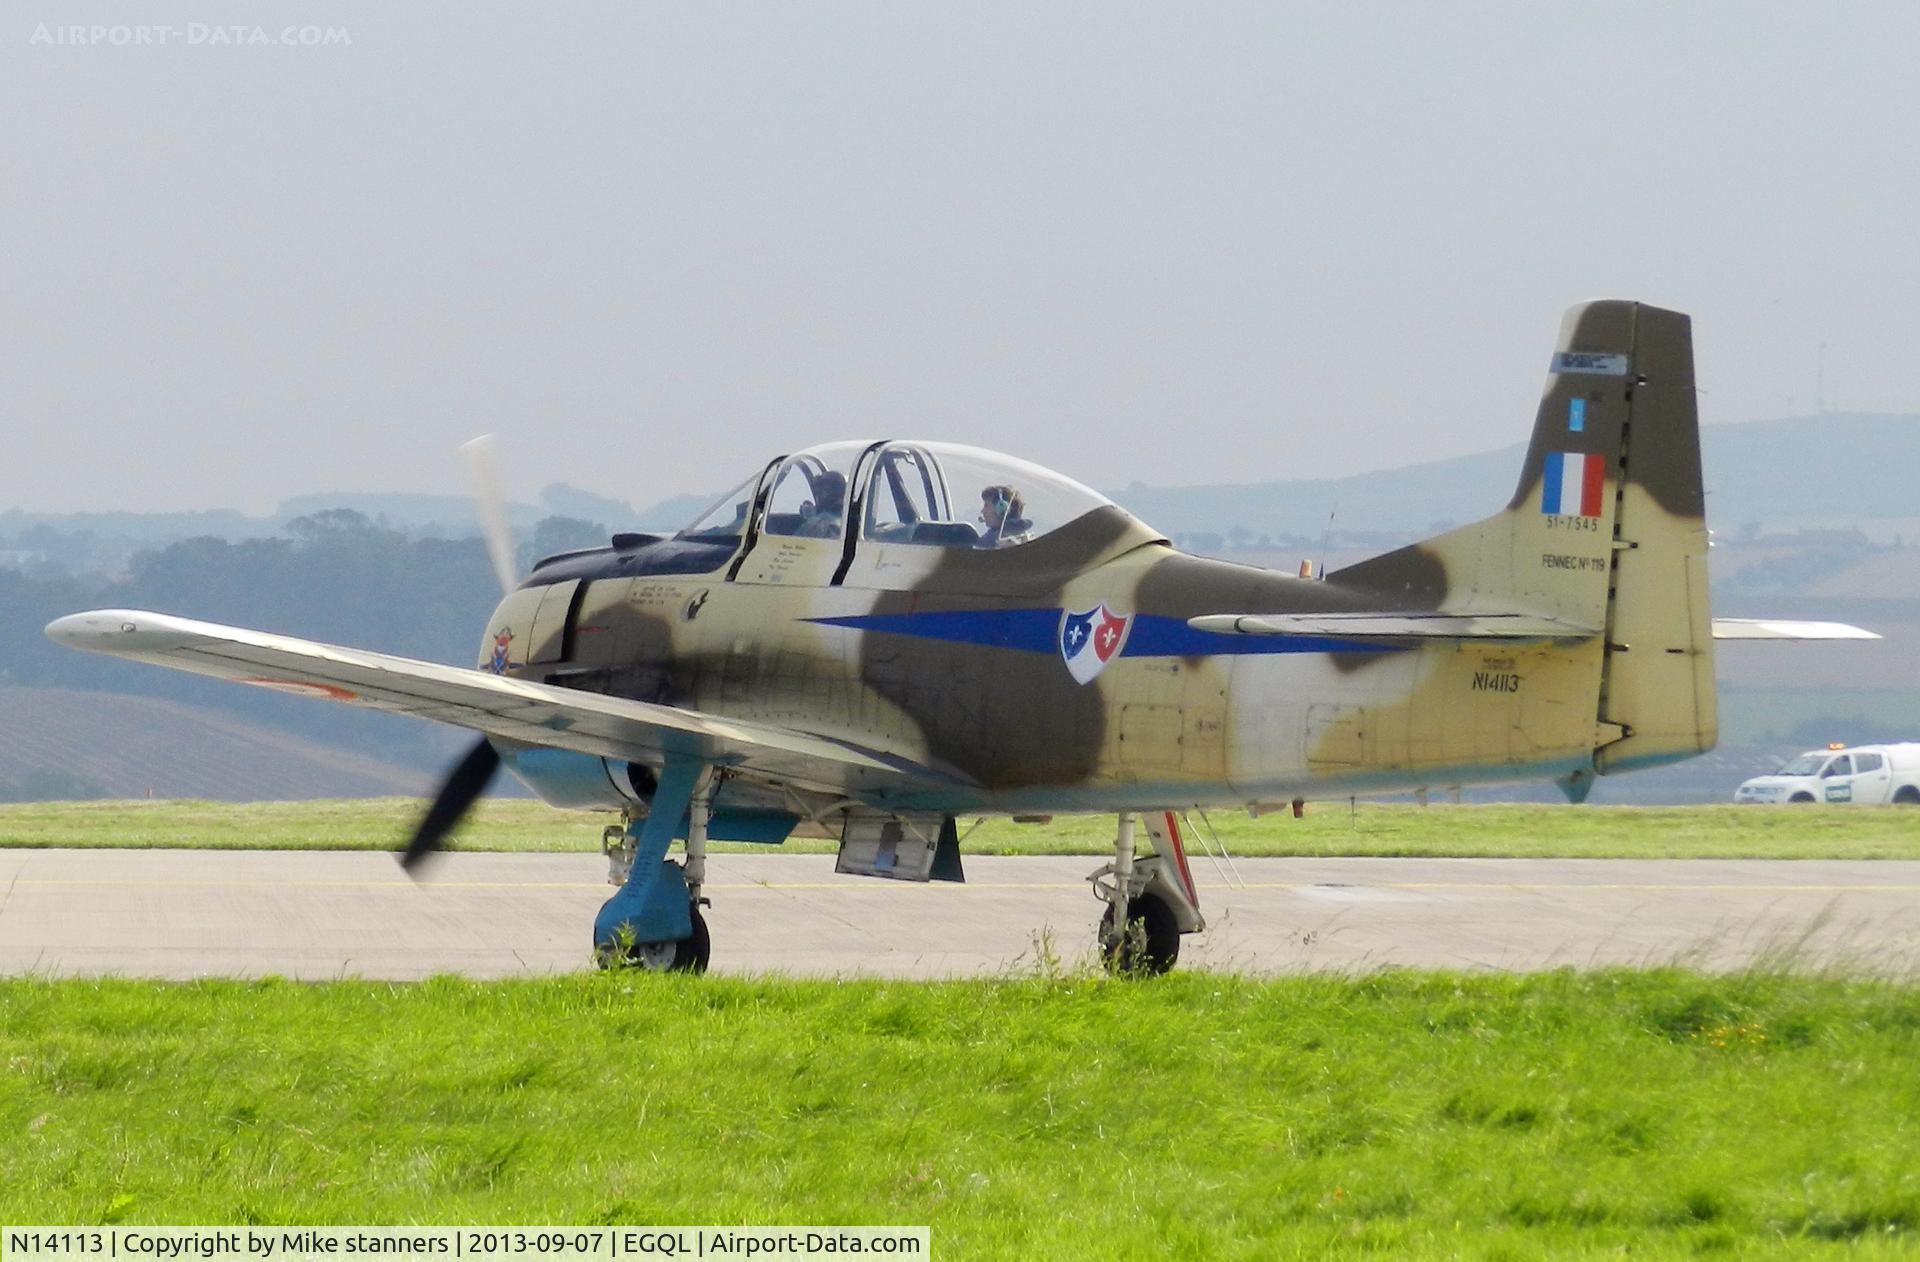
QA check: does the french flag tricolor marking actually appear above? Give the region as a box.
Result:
[1540,452,1606,518]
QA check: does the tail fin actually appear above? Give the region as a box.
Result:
[1334,300,1716,778]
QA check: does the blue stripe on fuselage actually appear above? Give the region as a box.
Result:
[809,608,1061,652]
[1121,616,1394,657]
[805,610,1396,657]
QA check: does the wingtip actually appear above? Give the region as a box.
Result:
[1709,617,1882,641]
[44,609,139,649]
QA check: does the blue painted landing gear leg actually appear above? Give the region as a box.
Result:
[594,761,713,972]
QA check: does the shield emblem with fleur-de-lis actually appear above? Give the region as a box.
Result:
[1058,603,1132,685]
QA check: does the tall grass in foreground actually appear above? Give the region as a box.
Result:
[1,969,1916,1257]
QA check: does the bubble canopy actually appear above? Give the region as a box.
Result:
[678,440,1123,550]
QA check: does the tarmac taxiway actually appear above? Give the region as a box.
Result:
[1,849,1915,980]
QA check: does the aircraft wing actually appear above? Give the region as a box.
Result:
[44,609,962,792]
[1708,618,1880,640]
[1185,612,1600,641]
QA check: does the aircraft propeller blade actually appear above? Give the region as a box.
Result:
[400,736,501,872]
[461,434,519,596]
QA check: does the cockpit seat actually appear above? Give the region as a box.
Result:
[909,521,982,546]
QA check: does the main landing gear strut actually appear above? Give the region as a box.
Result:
[594,761,715,972]
[592,785,1207,976]
[1089,811,1206,975]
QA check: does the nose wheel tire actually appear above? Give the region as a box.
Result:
[596,905,711,973]
[1099,890,1180,976]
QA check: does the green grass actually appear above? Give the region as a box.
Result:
[1,970,1916,1256]
[0,798,596,854]
[1,799,1917,859]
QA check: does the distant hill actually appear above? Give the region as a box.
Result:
[0,483,650,582]
[0,687,454,801]
[275,491,542,534]
[538,483,638,526]
[633,492,720,532]
[276,483,640,536]
[0,507,264,539]
[1105,413,1920,543]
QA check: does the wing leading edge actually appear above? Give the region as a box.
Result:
[44,609,965,794]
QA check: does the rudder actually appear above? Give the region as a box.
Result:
[1588,303,1716,773]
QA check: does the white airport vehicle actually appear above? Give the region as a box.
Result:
[1734,743,1920,805]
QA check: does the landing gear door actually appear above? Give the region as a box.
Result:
[835,813,964,883]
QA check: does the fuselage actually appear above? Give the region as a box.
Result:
[482,502,1601,816]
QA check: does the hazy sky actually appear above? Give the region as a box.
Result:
[5,3,1918,515]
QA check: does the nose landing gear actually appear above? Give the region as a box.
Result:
[594,760,716,973]
[1089,811,1205,975]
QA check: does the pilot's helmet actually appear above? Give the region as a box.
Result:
[811,471,848,512]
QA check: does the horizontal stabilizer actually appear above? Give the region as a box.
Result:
[1186,612,1600,642]
[1709,618,1880,641]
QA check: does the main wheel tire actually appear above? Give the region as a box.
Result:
[1894,787,1920,805]
[675,906,713,973]
[1789,793,1816,803]
[597,906,711,974]
[1100,891,1180,976]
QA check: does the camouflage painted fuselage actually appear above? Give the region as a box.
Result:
[483,301,1716,817]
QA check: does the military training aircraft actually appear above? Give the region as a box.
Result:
[47,300,1874,973]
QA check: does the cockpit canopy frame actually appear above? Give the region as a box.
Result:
[677,439,1121,559]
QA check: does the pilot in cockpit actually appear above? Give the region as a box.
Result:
[795,471,848,539]
[976,484,1032,548]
